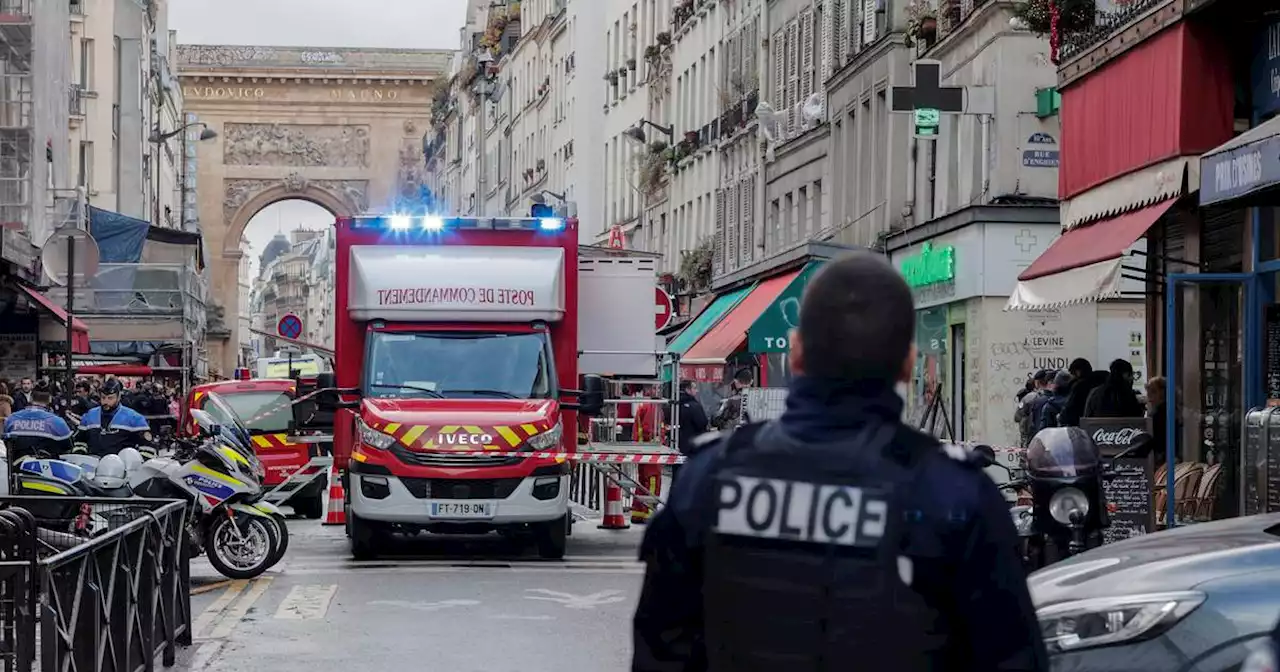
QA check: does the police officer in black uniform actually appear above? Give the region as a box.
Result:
[74,378,154,457]
[631,252,1049,672]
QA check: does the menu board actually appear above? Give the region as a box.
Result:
[1267,306,1280,404]
[1081,418,1154,544]
[1265,408,1280,513]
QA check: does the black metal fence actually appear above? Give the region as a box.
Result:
[0,497,191,672]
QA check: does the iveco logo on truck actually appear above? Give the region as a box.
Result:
[438,433,493,445]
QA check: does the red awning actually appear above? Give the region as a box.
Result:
[76,364,152,377]
[16,284,91,354]
[682,269,801,364]
[1007,198,1177,310]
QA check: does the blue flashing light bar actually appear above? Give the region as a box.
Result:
[350,215,566,232]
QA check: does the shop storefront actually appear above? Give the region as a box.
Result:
[888,210,1145,448]
[0,280,91,383]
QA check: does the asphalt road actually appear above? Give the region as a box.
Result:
[179,517,647,672]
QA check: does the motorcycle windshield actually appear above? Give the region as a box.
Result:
[1025,426,1102,478]
[199,393,255,455]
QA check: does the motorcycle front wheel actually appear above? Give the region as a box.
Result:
[204,513,278,580]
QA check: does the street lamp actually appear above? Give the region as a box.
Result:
[149,121,217,144]
[623,119,674,145]
[150,121,217,229]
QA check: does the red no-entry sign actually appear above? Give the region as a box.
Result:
[655,287,674,332]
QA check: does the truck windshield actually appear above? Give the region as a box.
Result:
[364,331,553,400]
[214,391,294,434]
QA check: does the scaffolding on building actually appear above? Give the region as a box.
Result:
[0,0,32,258]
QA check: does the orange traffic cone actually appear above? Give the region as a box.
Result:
[322,465,346,526]
[599,479,630,530]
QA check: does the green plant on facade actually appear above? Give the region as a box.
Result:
[679,237,715,291]
[1012,0,1097,35]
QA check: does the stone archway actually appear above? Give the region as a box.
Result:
[177,44,450,376]
[222,178,358,257]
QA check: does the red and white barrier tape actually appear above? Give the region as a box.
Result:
[430,451,686,464]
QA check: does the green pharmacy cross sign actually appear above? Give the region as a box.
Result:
[900,242,955,288]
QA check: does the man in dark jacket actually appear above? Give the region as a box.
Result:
[675,380,710,455]
[670,380,710,483]
[1058,358,1106,427]
[1038,370,1074,432]
[632,252,1047,672]
[1083,359,1146,419]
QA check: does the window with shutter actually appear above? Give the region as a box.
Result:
[772,28,786,107]
[742,19,755,92]
[740,176,755,264]
[713,190,726,276]
[800,7,815,99]
[821,0,834,78]
[862,0,876,46]
[786,19,800,132]
[726,183,740,269]
[833,0,846,68]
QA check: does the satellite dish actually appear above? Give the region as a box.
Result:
[42,226,99,286]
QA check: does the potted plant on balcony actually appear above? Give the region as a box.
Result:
[605,70,619,87]
[905,0,938,46]
[626,57,637,71]
[656,31,672,47]
[536,158,546,173]
[1012,0,1096,36]
[644,45,662,64]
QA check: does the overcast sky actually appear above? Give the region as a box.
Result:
[169,0,467,272]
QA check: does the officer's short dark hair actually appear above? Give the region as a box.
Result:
[1033,369,1051,383]
[799,252,915,382]
[679,379,696,394]
[1069,358,1093,377]
[30,385,51,405]
[732,368,753,385]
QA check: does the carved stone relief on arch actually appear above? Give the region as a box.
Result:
[222,178,370,225]
[222,123,371,167]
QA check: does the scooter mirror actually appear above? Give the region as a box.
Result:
[970,444,997,468]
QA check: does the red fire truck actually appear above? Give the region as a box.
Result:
[294,214,657,559]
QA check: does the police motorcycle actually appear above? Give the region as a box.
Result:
[187,393,291,570]
[136,397,288,579]
[11,449,142,549]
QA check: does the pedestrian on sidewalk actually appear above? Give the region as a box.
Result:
[1083,359,1146,419]
[631,251,1047,672]
[668,379,710,484]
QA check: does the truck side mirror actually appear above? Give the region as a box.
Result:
[315,372,337,389]
[577,374,607,417]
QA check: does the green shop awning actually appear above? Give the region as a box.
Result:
[661,285,753,380]
[747,262,822,353]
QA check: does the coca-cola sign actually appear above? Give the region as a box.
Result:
[1081,418,1152,455]
[1092,427,1145,446]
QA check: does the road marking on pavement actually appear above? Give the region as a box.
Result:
[369,598,481,613]
[209,577,273,639]
[490,614,555,621]
[190,579,233,596]
[187,641,224,672]
[193,579,248,638]
[275,584,338,620]
[524,589,628,609]
[283,565,645,576]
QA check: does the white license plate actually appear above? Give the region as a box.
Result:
[429,501,496,519]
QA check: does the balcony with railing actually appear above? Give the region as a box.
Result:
[68,85,85,117]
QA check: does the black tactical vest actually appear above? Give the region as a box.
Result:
[701,421,948,671]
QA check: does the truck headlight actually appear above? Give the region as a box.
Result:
[356,418,396,450]
[1038,591,1204,653]
[525,422,562,451]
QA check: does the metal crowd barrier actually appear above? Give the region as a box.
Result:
[0,496,191,672]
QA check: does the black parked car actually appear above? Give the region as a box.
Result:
[1029,513,1280,671]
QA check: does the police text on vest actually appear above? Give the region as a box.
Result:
[713,476,888,547]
